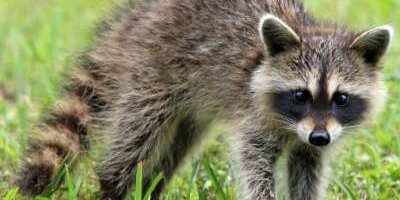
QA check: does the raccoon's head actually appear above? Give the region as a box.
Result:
[252,14,393,147]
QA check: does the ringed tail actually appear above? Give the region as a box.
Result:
[17,68,105,195]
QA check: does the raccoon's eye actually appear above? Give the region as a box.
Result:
[293,90,310,104]
[333,92,350,107]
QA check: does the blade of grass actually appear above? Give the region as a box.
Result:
[333,178,357,200]
[64,165,76,200]
[134,162,144,200]
[202,161,228,200]
[74,176,83,198]
[3,188,19,200]
[187,161,200,199]
[42,154,78,197]
[357,141,383,169]
[197,188,208,200]
[143,173,164,200]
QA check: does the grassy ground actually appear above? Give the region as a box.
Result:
[0,0,399,199]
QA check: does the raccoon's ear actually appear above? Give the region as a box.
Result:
[259,14,300,56]
[350,26,394,66]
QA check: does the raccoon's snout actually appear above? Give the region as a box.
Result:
[309,130,330,146]
[297,117,341,146]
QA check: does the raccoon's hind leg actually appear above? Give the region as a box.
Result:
[147,112,210,199]
[287,143,326,200]
[98,91,206,200]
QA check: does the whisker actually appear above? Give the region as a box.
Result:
[343,124,362,130]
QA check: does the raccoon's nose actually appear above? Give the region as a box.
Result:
[309,130,330,146]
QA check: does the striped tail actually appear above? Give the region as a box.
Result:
[18,68,105,195]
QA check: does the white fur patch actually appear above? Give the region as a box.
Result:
[296,117,314,144]
[326,118,343,143]
[326,73,341,99]
[307,75,320,99]
[251,66,307,95]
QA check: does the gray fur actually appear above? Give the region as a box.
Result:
[287,143,326,200]
[232,116,288,200]
[19,0,392,199]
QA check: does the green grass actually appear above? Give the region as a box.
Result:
[0,0,399,199]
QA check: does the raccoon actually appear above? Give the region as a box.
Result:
[17,0,393,199]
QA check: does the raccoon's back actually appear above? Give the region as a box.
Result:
[82,0,313,104]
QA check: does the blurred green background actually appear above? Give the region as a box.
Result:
[0,0,399,199]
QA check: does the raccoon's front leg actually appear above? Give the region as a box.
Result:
[287,143,326,200]
[236,124,285,200]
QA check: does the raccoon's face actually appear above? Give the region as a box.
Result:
[252,14,393,147]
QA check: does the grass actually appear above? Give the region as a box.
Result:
[0,0,399,199]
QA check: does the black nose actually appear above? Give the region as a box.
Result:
[309,131,330,146]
